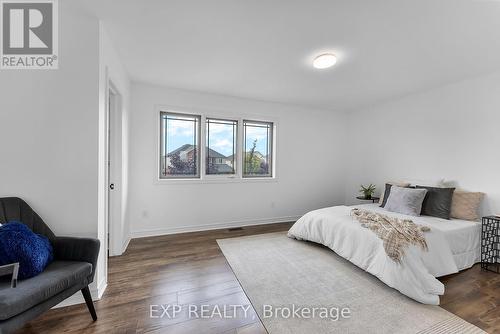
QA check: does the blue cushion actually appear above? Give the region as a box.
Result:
[0,222,53,279]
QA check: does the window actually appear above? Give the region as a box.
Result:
[158,111,275,181]
[243,120,273,178]
[159,112,201,179]
[206,118,237,175]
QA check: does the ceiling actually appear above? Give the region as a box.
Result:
[79,0,500,111]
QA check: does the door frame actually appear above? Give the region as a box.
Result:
[105,78,123,258]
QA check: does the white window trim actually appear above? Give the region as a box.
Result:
[154,104,278,185]
[241,119,275,179]
[205,117,239,178]
[159,111,202,179]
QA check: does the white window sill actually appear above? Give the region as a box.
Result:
[154,176,278,185]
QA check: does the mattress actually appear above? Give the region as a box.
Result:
[352,204,481,273]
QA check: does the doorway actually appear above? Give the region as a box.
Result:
[105,82,122,258]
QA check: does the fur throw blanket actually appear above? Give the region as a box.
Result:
[351,208,430,263]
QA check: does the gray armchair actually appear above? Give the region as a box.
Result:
[0,197,100,334]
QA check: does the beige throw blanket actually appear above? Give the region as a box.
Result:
[351,208,430,263]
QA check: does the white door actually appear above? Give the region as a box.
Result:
[107,89,114,254]
[106,86,120,256]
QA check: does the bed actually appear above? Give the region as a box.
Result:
[287,203,481,305]
[355,204,481,271]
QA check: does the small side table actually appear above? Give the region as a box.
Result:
[481,216,500,274]
[356,196,380,204]
[0,262,19,287]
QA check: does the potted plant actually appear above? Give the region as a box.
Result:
[359,184,376,200]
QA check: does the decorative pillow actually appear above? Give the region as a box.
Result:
[384,186,428,216]
[451,191,484,221]
[415,186,455,220]
[403,178,445,187]
[0,222,53,279]
[379,182,411,207]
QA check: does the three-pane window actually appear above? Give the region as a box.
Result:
[159,111,274,180]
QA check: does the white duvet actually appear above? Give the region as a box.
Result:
[287,205,460,305]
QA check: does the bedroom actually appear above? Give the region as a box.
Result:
[0,0,499,333]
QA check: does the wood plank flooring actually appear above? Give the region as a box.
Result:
[18,222,500,334]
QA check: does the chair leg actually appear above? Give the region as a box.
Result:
[81,286,97,321]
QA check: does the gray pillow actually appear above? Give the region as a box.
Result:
[384,186,428,216]
[415,186,455,219]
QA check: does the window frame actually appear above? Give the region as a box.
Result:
[205,117,238,176]
[155,105,277,184]
[242,120,274,178]
[159,111,202,179]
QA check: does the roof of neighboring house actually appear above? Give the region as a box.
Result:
[206,148,226,159]
[243,151,265,159]
[254,151,265,159]
[167,144,227,159]
[167,144,194,156]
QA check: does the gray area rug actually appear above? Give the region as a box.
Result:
[217,232,485,334]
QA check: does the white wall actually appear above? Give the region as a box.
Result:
[0,1,104,302]
[0,3,99,237]
[98,24,131,258]
[128,83,347,236]
[0,2,133,306]
[345,71,500,215]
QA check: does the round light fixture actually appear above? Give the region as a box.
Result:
[313,53,337,69]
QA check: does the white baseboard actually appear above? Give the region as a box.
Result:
[108,234,131,257]
[130,215,300,239]
[121,235,131,253]
[97,279,107,299]
[52,278,107,309]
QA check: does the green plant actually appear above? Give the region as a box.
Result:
[359,184,376,199]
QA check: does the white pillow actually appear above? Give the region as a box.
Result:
[402,178,445,187]
[378,181,411,205]
[385,186,428,216]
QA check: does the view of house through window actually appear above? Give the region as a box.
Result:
[206,119,237,175]
[243,120,273,177]
[160,112,273,179]
[160,112,201,178]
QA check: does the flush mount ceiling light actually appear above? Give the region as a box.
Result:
[313,53,337,69]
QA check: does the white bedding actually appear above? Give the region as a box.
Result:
[355,204,481,271]
[287,204,481,305]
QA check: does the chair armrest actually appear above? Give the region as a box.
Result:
[0,263,19,288]
[52,237,100,283]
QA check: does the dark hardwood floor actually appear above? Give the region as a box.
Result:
[18,222,500,334]
[440,265,500,333]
